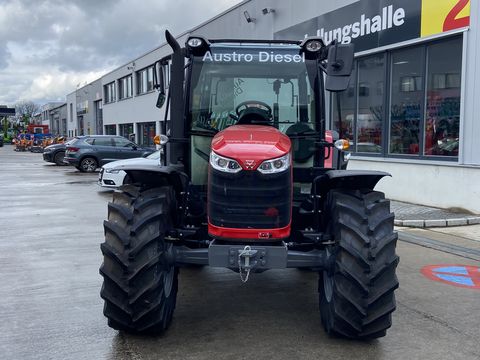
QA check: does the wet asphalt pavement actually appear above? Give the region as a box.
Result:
[0,147,479,360]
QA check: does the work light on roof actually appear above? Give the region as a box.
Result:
[188,38,203,48]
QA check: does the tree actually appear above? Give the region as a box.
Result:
[15,101,40,125]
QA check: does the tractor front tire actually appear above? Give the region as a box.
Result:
[100,185,178,334]
[319,189,399,339]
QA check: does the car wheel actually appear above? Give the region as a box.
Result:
[79,157,98,172]
[54,151,66,166]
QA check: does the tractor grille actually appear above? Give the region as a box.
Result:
[208,169,291,229]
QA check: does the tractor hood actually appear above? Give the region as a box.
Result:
[211,125,291,170]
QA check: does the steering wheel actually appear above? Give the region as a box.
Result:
[235,100,272,117]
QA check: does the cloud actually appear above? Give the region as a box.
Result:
[0,0,241,106]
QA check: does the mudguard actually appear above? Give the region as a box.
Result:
[111,163,189,194]
[314,170,390,195]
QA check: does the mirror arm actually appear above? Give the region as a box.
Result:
[319,62,327,73]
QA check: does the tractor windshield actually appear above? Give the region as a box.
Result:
[189,44,318,134]
[187,44,320,186]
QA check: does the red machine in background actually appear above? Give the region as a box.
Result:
[26,124,50,134]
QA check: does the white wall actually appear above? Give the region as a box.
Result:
[349,158,480,213]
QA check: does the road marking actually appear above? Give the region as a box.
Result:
[421,264,480,289]
[398,231,480,261]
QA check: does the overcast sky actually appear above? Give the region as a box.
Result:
[0,0,242,106]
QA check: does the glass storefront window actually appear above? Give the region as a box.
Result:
[119,123,134,139]
[332,66,356,145]
[104,125,116,135]
[424,38,462,157]
[357,55,385,153]
[389,47,424,155]
[332,35,462,160]
[138,122,156,147]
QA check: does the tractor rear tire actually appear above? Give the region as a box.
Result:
[99,185,178,334]
[319,189,399,339]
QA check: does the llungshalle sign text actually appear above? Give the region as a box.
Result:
[275,0,470,53]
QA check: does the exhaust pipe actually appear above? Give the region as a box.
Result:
[164,30,185,165]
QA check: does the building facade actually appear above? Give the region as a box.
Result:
[66,79,103,137]
[66,0,479,212]
[48,103,67,136]
[39,102,64,131]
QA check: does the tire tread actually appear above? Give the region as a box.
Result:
[319,189,399,339]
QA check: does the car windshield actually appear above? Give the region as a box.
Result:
[189,44,318,135]
[146,150,161,160]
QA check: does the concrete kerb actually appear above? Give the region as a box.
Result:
[394,216,480,228]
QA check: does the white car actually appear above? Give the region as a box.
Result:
[98,150,162,188]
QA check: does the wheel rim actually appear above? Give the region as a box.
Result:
[323,271,334,302]
[323,248,334,302]
[82,158,96,172]
[163,266,174,297]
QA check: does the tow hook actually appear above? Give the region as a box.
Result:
[238,245,258,283]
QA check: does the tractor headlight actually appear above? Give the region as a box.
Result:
[257,153,290,174]
[210,152,242,173]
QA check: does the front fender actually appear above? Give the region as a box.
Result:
[314,170,390,195]
[111,163,188,194]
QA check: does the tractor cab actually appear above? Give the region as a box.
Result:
[188,42,322,185]
[153,35,355,239]
[162,36,353,179]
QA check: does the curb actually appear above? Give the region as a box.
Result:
[394,216,480,228]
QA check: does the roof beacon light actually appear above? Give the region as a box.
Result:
[305,40,323,52]
[188,38,203,48]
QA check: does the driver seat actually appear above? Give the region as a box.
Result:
[236,107,272,125]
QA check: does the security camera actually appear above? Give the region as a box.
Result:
[243,10,255,23]
[262,8,275,15]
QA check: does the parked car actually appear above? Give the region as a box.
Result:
[64,135,155,172]
[43,140,73,165]
[0,134,3,147]
[98,150,162,188]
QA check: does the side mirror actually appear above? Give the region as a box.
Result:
[156,63,167,108]
[325,43,354,92]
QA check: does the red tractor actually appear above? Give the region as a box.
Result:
[99,31,399,339]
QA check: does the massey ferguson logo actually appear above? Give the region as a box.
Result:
[244,160,256,170]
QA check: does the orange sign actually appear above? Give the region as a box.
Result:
[421,0,470,37]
